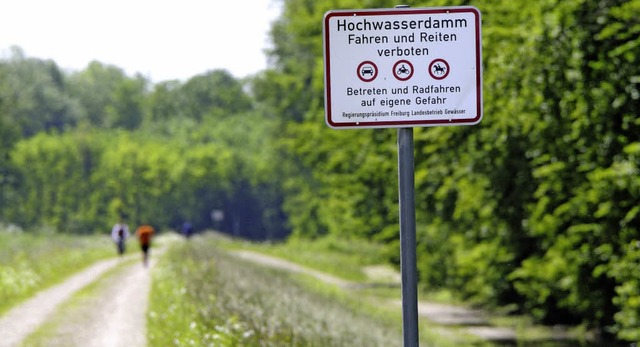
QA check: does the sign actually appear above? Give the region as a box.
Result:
[323,6,482,129]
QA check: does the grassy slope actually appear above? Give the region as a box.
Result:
[148,232,465,347]
[151,232,593,347]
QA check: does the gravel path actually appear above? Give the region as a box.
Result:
[37,258,152,347]
[90,262,150,347]
[0,249,158,347]
[0,258,122,347]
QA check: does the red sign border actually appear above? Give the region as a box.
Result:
[323,6,482,129]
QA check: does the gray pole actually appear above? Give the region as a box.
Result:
[395,5,418,346]
[398,127,419,347]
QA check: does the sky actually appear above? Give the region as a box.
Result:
[0,0,282,83]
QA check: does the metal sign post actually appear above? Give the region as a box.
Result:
[398,126,419,347]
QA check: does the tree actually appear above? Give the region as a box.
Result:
[0,47,83,136]
[67,61,130,128]
[104,76,147,130]
[179,69,253,121]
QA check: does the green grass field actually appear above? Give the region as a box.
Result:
[148,234,408,346]
[148,232,597,347]
[147,232,466,347]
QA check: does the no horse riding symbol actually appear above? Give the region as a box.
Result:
[429,58,450,80]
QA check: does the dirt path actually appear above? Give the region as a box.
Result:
[0,247,161,347]
[0,258,122,347]
[28,257,153,347]
[89,262,150,347]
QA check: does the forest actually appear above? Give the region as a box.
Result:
[0,0,639,343]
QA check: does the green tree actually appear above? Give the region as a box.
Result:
[67,61,130,128]
[180,70,253,121]
[8,132,96,232]
[0,47,83,136]
[104,76,147,130]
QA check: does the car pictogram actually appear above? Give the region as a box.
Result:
[361,67,374,76]
[357,61,378,82]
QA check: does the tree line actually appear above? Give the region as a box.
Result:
[0,47,286,239]
[1,0,639,342]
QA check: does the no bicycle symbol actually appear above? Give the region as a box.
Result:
[429,58,450,80]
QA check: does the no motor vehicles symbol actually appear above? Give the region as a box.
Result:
[357,61,378,82]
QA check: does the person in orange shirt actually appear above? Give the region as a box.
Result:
[135,224,155,266]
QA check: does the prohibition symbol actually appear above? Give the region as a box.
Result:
[393,60,414,81]
[429,58,450,80]
[357,61,378,82]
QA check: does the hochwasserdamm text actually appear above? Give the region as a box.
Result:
[337,17,468,32]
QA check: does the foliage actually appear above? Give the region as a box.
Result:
[4,124,286,237]
[1,66,287,237]
[66,60,146,129]
[0,48,82,136]
[258,0,640,342]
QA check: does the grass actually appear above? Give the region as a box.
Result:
[214,233,391,282]
[154,232,598,347]
[149,235,409,347]
[0,229,115,314]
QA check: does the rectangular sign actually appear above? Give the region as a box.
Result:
[323,7,482,129]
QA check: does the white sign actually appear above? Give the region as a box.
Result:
[323,7,482,129]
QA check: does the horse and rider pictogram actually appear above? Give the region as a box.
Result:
[429,58,450,80]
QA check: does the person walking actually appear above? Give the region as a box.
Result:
[111,220,130,256]
[135,224,155,266]
[181,221,194,239]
